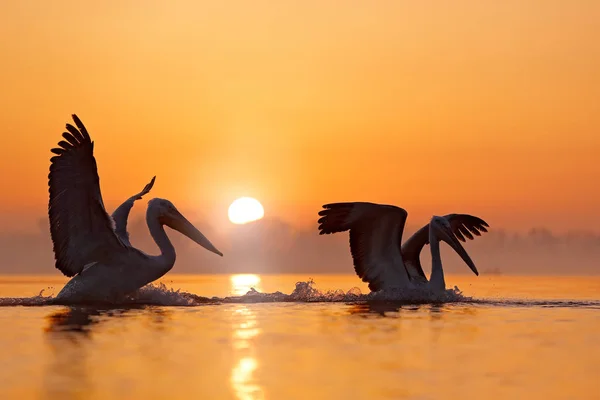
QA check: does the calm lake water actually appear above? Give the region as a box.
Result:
[0,274,599,399]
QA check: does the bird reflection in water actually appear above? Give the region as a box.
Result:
[45,307,129,337]
[230,274,265,400]
[44,306,171,337]
[42,306,172,399]
[347,303,451,318]
[346,302,480,344]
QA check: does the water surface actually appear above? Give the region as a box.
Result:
[0,274,598,399]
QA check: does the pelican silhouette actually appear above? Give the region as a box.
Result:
[49,114,223,303]
[317,202,488,292]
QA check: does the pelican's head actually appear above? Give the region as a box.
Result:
[430,216,478,276]
[148,198,223,257]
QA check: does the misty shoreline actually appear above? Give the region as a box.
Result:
[1,216,599,275]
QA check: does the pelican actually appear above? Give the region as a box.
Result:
[48,114,223,303]
[317,202,489,293]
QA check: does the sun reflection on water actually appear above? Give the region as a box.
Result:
[230,274,262,296]
[230,275,265,400]
[231,356,263,400]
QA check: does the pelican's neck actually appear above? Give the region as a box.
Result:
[429,227,446,292]
[147,209,176,271]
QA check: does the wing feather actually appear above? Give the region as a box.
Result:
[62,131,80,146]
[318,202,411,291]
[48,114,127,277]
[65,124,85,143]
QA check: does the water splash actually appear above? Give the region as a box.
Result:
[3,279,598,308]
[127,283,218,306]
[0,289,55,306]
[0,279,476,307]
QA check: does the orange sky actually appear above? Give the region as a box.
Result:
[0,1,599,233]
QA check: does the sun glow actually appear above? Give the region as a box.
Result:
[230,274,262,296]
[228,197,264,224]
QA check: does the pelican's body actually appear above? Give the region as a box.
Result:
[49,115,223,304]
[317,202,489,293]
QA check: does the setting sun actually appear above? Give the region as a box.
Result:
[228,197,265,224]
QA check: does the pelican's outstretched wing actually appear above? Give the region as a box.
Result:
[111,176,156,246]
[401,214,489,280]
[318,202,411,291]
[48,114,127,277]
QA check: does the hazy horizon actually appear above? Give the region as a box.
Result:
[2,212,599,276]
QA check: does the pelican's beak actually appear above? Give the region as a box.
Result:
[440,227,478,276]
[166,211,223,257]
